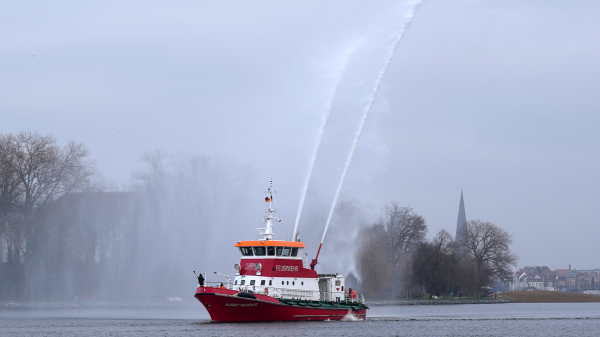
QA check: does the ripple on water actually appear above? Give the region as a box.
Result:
[2,303,600,337]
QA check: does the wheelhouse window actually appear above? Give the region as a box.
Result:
[291,247,298,257]
[282,247,291,256]
[267,246,275,256]
[253,247,266,256]
[240,247,254,256]
[276,247,283,256]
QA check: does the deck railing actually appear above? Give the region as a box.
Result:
[319,291,365,304]
[272,287,315,300]
[233,286,364,304]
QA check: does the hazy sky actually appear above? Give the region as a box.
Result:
[2,1,599,270]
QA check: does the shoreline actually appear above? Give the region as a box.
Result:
[501,291,600,303]
[0,299,509,310]
[367,299,508,306]
[0,302,197,310]
[5,293,599,310]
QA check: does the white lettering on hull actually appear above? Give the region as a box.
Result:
[276,265,298,272]
[225,303,258,307]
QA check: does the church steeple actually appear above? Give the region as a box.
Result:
[455,189,467,240]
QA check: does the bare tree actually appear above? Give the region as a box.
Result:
[357,230,392,299]
[376,202,427,258]
[412,229,457,296]
[0,136,23,223]
[457,219,518,288]
[357,203,427,298]
[0,131,95,264]
[454,255,479,298]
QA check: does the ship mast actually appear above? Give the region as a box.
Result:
[257,180,280,240]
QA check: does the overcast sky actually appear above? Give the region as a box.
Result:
[2,0,599,270]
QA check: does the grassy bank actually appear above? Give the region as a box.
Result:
[502,291,600,303]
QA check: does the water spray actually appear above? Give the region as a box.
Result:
[293,45,358,241]
[311,0,423,269]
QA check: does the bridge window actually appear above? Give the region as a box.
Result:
[267,246,275,256]
[282,247,291,256]
[291,247,298,257]
[253,247,266,256]
[240,247,254,256]
[261,280,266,285]
[276,247,283,256]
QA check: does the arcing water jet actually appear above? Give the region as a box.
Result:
[293,45,358,240]
[312,0,423,268]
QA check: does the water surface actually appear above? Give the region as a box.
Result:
[2,303,599,336]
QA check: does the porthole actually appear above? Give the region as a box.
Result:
[301,281,304,286]
[292,281,295,286]
[287,281,289,285]
[282,281,284,285]
[269,280,272,286]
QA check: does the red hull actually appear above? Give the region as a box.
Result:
[194,287,367,322]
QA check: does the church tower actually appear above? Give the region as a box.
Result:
[455,189,467,240]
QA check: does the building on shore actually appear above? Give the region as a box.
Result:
[510,265,600,292]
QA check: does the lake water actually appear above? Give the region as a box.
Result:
[2,303,600,336]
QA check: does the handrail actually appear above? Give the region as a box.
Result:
[319,291,365,304]
[230,286,364,303]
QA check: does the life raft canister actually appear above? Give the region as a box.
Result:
[350,290,357,298]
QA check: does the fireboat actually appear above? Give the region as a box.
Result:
[193,181,368,322]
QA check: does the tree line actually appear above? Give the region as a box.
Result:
[357,202,518,299]
[0,131,96,300]
[0,131,253,301]
[1,131,518,301]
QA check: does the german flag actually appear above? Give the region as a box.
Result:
[265,197,272,202]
